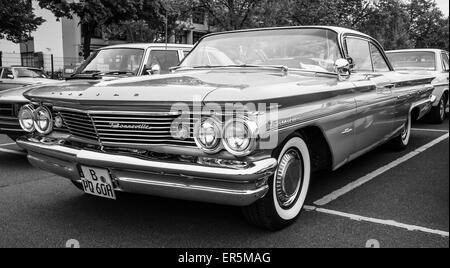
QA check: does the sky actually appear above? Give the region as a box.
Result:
[435,0,449,16]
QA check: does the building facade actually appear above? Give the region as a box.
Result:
[0,1,211,74]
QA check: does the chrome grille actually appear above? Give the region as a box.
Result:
[59,111,98,141]
[58,110,196,147]
[0,104,13,117]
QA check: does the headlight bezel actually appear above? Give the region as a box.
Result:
[33,105,53,135]
[18,104,36,133]
[194,116,223,154]
[222,116,259,157]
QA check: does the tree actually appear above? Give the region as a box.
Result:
[290,0,378,28]
[361,0,412,50]
[38,0,144,59]
[406,0,449,50]
[0,0,45,43]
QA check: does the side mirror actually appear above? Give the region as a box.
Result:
[334,58,351,81]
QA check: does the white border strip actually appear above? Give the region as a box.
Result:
[0,148,26,156]
[314,133,449,206]
[412,128,449,133]
[304,206,449,237]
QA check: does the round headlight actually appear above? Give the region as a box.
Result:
[33,106,53,134]
[18,105,36,132]
[223,117,258,157]
[194,117,222,154]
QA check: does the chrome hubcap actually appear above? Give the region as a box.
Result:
[275,149,303,208]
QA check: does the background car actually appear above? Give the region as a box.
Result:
[0,66,57,92]
[0,44,193,141]
[0,67,61,140]
[68,43,193,80]
[387,49,449,123]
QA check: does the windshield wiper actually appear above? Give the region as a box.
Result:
[174,64,289,73]
[102,71,135,75]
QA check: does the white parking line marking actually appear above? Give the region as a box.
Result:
[412,128,449,133]
[0,148,26,156]
[304,205,449,237]
[0,143,16,147]
[314,133,449,206]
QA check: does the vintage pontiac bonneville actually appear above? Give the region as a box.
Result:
[17,27,436,230]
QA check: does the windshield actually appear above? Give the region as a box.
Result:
[14,68,48,78]
[387,51,436,71]
[77,48,144,75]
[180,28,342,73]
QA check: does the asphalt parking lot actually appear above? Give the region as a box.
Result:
[0,119,448,248]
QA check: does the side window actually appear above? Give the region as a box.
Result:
[147,50,180,74]
[182,50,191,60]
[369,43,390,72]
[346,38,373,72]
[442,53,449,71]
[2,68,13,79]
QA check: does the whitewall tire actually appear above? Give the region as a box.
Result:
[242,134,311,230]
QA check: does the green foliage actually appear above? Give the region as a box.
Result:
[5,0,445,52]
[0,0,45,43]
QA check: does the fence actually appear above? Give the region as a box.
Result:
[0,51,84,79]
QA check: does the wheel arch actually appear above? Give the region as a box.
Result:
[275,125,333,173]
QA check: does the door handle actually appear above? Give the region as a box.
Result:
[384,84,395,89]
[341,128,353,134]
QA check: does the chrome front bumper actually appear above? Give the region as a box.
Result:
[17,137,277,206]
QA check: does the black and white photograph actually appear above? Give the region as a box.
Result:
[0,0,448,251]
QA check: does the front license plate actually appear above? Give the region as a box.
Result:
[80,166,116,200]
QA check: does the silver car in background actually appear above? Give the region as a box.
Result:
[387,49,449,123]
[0,43,193,140]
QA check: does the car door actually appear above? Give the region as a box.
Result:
[345,36,397,159]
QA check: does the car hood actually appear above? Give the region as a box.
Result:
[24,69,339,108]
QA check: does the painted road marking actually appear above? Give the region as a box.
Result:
[412,128,449,133]
[304,205,449,238]
[0,142,16,147]
[0,148,26,156]
[314,133,449,206]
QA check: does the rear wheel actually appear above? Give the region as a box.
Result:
[388,113,411,151]
[242,134,311,231]
[428,95,447,124]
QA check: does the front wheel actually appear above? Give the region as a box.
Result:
[242,135,311,231]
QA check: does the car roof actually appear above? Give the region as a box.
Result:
[386,49,448,54]
[202,26,373,39]
[99,43,194,50]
